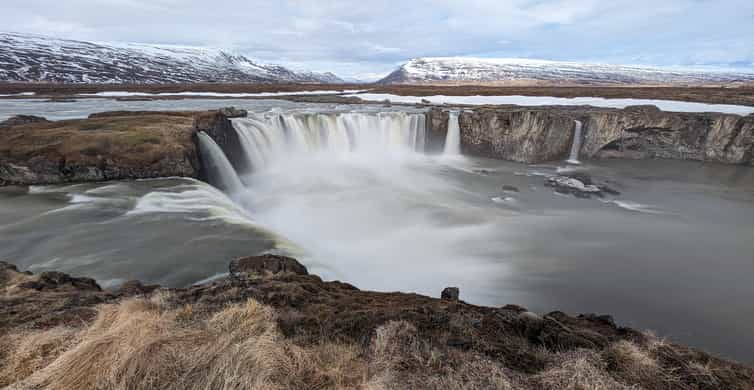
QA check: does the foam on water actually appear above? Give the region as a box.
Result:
[199,112,513,295]
[443,112,461,155]
[602,199,665,214]
[127,181,254,224]
[566,120,583,165]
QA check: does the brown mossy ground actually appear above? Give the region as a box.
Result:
[1,258,752,389]
[0,111,211,185]
[0,113,196,165]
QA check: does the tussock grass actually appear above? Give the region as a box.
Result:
[2,296,749,390]
[535,349,637,390]
[7,297,366,390]
[0,326,80,387]
[367,320,515,389]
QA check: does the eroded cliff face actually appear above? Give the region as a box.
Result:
[580,106,754,164]
[427,106,754,165]
[455,108,575,163]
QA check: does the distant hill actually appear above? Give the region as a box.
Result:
[0,32,342,84]
[379,57,754,86]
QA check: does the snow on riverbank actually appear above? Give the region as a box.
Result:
[82,90,366,98]
[345,93,754,115]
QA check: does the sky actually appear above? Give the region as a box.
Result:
[2,0,753,81]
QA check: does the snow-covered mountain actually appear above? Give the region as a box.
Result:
[0,32,342,84]
[379,57,754,85]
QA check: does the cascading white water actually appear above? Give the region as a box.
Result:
[443,112,461,155]
[231,112,427,171]
[196,132,244,194]
[567,120,583,164]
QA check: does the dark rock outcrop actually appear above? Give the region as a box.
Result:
[17,271,101,292]
[425,108,450,153]
[218,106,248,118]
[116,280,160,296]
[193,110,251,176]
[545,175,603,198]
[229,254,309,280]
[0,114,49,128]
[441,286,460,301]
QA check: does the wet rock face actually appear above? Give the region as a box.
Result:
[428,105,754,165]
[193,110,251,176]
[437,108,574,163]
[425,108,450,153]
[581,106,754,165]
[229,254,309,279]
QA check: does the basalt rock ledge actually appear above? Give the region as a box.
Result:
[427,106,754,165]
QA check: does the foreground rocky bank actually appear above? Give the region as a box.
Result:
[1,257,752,389]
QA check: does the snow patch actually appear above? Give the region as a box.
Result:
[346,93,754,115]
[82,89,366,98]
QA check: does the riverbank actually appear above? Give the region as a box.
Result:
[3,83,754,107]
[2,256,752,389]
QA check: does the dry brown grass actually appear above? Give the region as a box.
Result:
[366,320,515,389]
[0,326,80,387]
[5,296,367,390]
[535,349,638,390]
[2,293,750,390]
[604,340,665,387]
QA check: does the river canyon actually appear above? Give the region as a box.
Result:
[1,97,754,366]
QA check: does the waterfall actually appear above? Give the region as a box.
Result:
[567,120,583,164]
[231,112,427,171]
[443,112,461,155]
[196,132,244,194]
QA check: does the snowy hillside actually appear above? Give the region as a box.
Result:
[0,32,342,84]
[379,57,754,85]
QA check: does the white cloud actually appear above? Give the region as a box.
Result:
[1,0,752,79]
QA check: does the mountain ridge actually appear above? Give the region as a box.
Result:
[379,57,754,85]
[0,32,342,84]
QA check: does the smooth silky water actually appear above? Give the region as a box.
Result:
[1,99,753,363]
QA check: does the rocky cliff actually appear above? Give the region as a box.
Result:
[0,109,249,186]
[427,106,754,165]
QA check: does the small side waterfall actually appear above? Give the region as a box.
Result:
[196,132,244,194]
[567,120,583,164]
[231,112,427,171]
[443,112,461,155]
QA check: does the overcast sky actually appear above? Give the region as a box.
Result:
[2,0,753,80]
